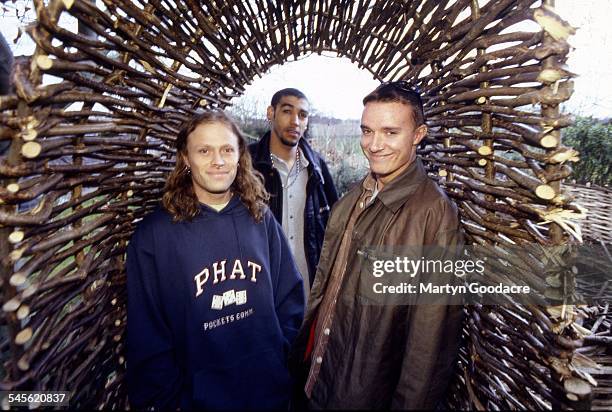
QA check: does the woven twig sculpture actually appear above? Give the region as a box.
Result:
[1,0,608,409]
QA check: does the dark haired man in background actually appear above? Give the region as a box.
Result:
[290,81,464,409]
[249,88,338,301]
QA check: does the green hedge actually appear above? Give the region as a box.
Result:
[562,116,612,186]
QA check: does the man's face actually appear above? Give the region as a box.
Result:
[182,122,240,203]
[360,101,427,186]
[267,95,309,147]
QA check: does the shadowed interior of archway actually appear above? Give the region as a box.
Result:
[1,0,609,409]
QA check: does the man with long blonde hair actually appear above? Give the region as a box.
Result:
[127,111,305,410]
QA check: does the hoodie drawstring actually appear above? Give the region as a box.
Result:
[231,214,243,260]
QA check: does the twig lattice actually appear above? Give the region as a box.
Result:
[1,0,608,410]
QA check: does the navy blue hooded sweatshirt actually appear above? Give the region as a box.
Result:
[126,196,305,410]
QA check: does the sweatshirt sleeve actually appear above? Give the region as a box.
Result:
[266,211,306,346]
[126,220,185,410]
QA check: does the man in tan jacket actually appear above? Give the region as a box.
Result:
[290,81,464,409]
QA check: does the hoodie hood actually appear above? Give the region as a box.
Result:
[195,195,248,260]
[197,194,244,216]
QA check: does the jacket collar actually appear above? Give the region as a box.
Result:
[365,157,428,213]
[252,131,325,182]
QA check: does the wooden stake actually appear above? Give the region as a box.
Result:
[21,141,42,158]
[15,327,33,345]
[35,55,54,70]
[541,134,559,148]
[535,184,556,200]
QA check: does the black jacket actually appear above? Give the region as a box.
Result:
[249,132,339,286]
[0,32,12,95]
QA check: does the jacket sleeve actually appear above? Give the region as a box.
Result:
[391,200,465,409]
[126,221,185,410]
[267,211,306,346]
[319,157,339,207]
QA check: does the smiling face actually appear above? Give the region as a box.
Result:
[360,101,427,187]
[182,122,240,205]
[267,95,309,147]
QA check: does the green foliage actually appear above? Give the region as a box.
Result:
[308,134,368,196]
[562,116,612,186]
[331,157,367,196]
[239,121,268,143]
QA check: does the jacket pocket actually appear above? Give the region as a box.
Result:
[355,247,419,306]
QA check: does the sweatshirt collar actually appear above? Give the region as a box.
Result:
[198,194,242,215]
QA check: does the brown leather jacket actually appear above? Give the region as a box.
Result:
[289,158,464,410]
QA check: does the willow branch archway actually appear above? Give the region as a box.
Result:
[2,0,607,410]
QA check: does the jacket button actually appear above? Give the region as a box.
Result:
[316,356,323,364]
[324,328,330,335]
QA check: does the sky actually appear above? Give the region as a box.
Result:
[1,0,611,120]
